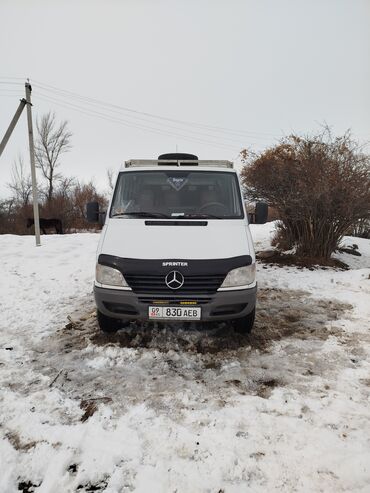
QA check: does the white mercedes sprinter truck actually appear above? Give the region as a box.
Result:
[88,153,265,333]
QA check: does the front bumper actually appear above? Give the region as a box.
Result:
[94,285,257,322]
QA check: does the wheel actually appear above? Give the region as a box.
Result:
[233,309,255,334]
[97,310,126,333]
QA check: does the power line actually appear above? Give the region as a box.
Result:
[30,79,279,139]
[0,81,24,85]
[33,93,242,152]
[0,77,276,150]
[33,88,260,147]
[0,76,25,80]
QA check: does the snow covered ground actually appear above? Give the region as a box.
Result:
[0,223,369,493]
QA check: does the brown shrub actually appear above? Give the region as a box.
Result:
[241,130,370,259]
[1,180,107,235]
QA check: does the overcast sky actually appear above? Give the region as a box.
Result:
[1,0,369,198]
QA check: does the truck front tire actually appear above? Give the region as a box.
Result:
[97,310,128,333]
[233,308,255,334]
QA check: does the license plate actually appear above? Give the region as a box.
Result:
[148,306,201,320]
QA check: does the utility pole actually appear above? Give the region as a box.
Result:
[0,81,41,246]
[25,82,41,246]
[0,98,27,157]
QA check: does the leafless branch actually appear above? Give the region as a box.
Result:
[35,112,72,202]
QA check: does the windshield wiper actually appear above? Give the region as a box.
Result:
[112,211,225,219]
[112,211,171,218]
[179,213,224,219]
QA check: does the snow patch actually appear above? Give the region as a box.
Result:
[1,229,370,491]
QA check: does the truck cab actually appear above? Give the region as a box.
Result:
[89,153,263,333]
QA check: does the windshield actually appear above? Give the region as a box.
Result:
[110,170,243,219]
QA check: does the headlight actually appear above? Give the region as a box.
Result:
[220,264,256,288]
[96,264,129,287]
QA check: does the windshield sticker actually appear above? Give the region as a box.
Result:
[167,176,188,191]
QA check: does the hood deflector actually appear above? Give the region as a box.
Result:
[98,254,252,276]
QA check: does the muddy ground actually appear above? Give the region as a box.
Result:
[15,288,358,423]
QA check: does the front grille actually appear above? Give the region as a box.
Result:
[125,274,225,294]
[138,296,212,305]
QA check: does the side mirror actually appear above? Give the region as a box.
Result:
[86,202,100,223]
[99,211,106,226]
[255,202,269,224]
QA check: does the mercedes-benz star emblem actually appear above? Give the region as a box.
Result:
[165,270,184,290]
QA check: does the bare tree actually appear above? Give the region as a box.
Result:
[7,155,32,206]
[35,112,72,202]
[58,176,77,198]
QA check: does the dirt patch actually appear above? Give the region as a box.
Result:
[76,480,108,492]
[25,288,354,416]
[255,378,281,399]
[257,252,349,270]
[249,289,351,351]
[55,288,351,356]
[6,431,39,452]
[91,324,250,354]
[80,400,98,422]
[80,397,112,422]
[67,464,78,474]
[17,481,41,493]
[225,377,282,399]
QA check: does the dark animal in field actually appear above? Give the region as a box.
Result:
[26,218,63,235]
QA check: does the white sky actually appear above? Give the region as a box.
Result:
[1,0,369,198]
